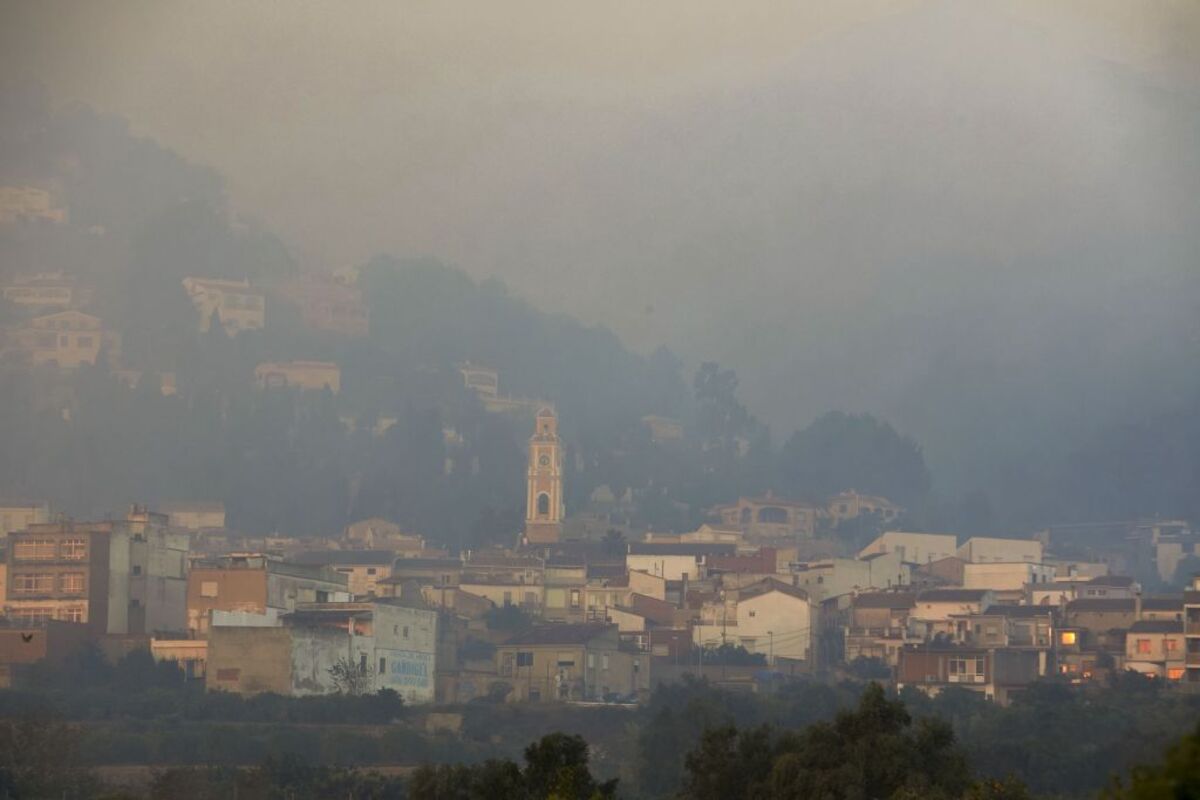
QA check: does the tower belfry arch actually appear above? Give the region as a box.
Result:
[524,407,563,544]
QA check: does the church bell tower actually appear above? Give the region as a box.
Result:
[525,407,563,544]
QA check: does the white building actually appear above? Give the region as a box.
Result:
[859,532,958,565]
[957,537,1043,564]
[693,578,811,664]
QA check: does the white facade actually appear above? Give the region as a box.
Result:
[626,553,705,582]
[694,582,811,664]
[859,532,958,565]
[957,537,1043,564]
[962,562,1056,591]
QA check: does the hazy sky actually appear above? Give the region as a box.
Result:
[2,1,1198,471]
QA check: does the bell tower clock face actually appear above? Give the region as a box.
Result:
[538,454,550,467]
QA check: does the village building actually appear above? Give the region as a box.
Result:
[0,185,67,224]
[826,490,904,526]
[1124,620,1185,681]
[206,600,437,703]
[844,591,920,666]
[182,276,265,335]
[957,536,1044,564]
[626,542,736,582]
[0,501,50,536]
[254,360,340,393]
[1,272,90,310]
[859,532,959,566]
[1184,576,1200,685]
[290,550,396,597]
[896,642,1044,704]
[3,506,188,635]
[641,415,684,443]
[692,578,812,666]
[186,552,349,637]
[273,275,369,337]
[159,501,226,531]
[495,623,647,702]
[3,310,120,368]
[712,491,821,540]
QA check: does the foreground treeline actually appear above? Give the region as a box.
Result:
[2,652,1200,798]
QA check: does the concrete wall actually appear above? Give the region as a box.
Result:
[861,532,958,565]
[207,626,293,694]
[626,554,701,581]
[963,562,1055,591]
[958,538,1043,564]
[372,603,437,704]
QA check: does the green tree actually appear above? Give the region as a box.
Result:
[1103,724,1200,800]
[779,411,931,506]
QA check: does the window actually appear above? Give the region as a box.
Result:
[948,657,984,677]
[359,654,368,674]
[379,657,387,674]
[1060,631,1077,646]
[132,565,142,576]
[403,626,409,639]
[1136,639,1152,654]
[61,538,87,560]
[503,591,513,606]
[60,573,85,593]
[200,581,219,598]
[537,493,550,517]
[601,654,609,670]
[516,651,534,667]
[570,589,581,608]
[748,610,756,618]
[12,608,54,623]
[14,539,56,560]
[62,606,85,623]
[587,653,595,668]
[367,567,377,575]
[13,573,54,594]
[1164,639,1178,653]
[1167,667,1185,681]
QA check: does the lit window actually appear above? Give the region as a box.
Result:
[61,538,87,560]
[60,573,85,593]
[12,573,54,594]
[1060,631,1077,646]
[1164,639,1178,653]
[1167,667,1185,681]
[1136,639,1152,654]
[13,539,56,560]
[200,581,219,598]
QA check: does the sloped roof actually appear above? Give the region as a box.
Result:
[1140,596,1183,611]
[739,578,809,602]
[917,589,990,603]
[1129,620,1183,634]
[1065,598,1136,613]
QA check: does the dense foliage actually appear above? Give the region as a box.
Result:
[408,732,616,800]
